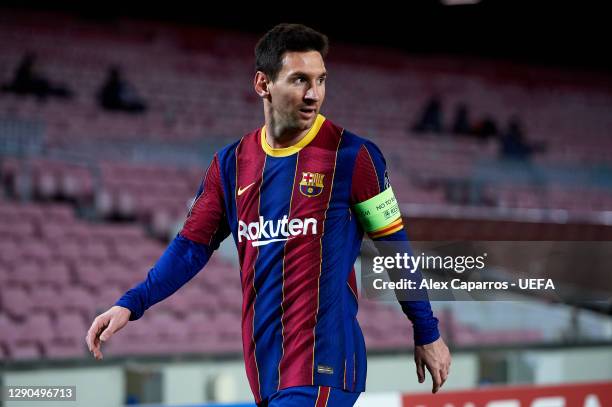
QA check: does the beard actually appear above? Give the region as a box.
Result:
[279,110,313,132]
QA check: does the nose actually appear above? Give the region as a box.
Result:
[305,83,321,102]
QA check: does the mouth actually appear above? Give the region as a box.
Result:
[298,107,317,119]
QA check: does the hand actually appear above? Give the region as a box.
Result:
[414,337,451,394]
[85,306,131,360]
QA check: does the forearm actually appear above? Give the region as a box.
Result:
[115,234,212,320]
[374,228,440,345]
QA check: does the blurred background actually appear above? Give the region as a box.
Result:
[0,1,611,406]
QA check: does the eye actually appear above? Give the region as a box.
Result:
[294,77,307,84]
[318,77,326,85]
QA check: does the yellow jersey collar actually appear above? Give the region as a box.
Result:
[260,114,326,157]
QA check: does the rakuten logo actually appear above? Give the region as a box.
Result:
[238,215,317,247]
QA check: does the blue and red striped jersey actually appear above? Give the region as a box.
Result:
[177,114,439,402]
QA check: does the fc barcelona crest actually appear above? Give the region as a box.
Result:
[299,172,325,197]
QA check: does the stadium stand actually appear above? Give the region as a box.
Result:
[1,10,611,363]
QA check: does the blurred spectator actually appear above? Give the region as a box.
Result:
[412,95,443,134]
[97,66,147,114]
[1,53,73,101]
[451,103,473,135]
[472,115,498,141]
[499,116,546,161]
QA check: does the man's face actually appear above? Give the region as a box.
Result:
[267,50,327,132]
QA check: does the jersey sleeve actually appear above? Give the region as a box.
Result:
[350,141,440,345]
[350,141,403,239]
[115,235,212,320]
[114,155,230,321]
[180,154,230,249]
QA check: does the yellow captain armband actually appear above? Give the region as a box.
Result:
[353,187,404,239]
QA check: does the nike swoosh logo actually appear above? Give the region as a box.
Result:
[237,182,256,196]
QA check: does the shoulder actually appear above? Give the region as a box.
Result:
[341,127,389,193]
[321,117,360,146]
[216,128,259,165]
[328,120,384,161]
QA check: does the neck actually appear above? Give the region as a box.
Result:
[263,105,310,149]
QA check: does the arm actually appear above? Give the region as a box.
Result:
[114,234,213,320]
[373,227,451,393]
[85,236,212,359]
[351,141,451,392]
[86,154,229,359]
[372,228,440,345]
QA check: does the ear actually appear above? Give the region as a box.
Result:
[254,71,270,99]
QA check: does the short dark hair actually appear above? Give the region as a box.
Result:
[255,23,329,81]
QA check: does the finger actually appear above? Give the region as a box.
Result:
[86,325,94,351]
[94,320,110,358]
[426,363,442,394]
[99,318,117,342]
[416,359,426,383]
[92,327,102,358]
[440,365,448,387]
[87,318,108,359]
[86,319,101,352]
[443,356,452,384]
[93,335,103,360]
[85,332,92,353]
